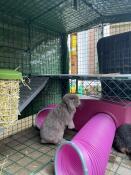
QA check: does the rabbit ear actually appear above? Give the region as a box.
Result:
[63,94,73,104]
[63,93,78,103]
[62,94,71,104]
[65,100,76,113]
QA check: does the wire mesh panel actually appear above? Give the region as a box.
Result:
[0,14,63,75]
[69,22,131,105]
[0,15,30,75]
[0,0,131,33]
[21,79,62,118]
[98,30,131,102]
[21,25,63,117]
[1,1,131,174]
[0,12,64,118]
[0,13,64,146]
[31,25,62,75]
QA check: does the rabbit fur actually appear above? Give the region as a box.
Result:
[40,93,80,144]
[113,124,131,159]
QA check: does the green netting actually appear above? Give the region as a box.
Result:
[31,26,62,75]
[21,79,62,117]
[0,15,30,74]
[0,13,67,118]
[0,0,131,33]
[0,14,63,76]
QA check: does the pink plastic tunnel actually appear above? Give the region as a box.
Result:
[55,113,116,175]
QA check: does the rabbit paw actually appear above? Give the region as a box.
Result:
[57,138,67,145]
[68,121,75,129]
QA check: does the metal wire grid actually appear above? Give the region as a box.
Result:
[0,0,100,33]
[0,13,63,134]
[0,14,62,76]
[29,0,131,33]
[0,2,131,122]
[87,0,131,15]
[0,0,131,33]
[0,0,65,20]
[70,22,131,74]
[69,78,131,106]
[0,126,131,175]
[0,116,33,139]
[0,10,65,146]
[69,22,131,105]
[31,79,62,109]
[21,79,62,119]
[105,22,131,36]
[30,26,62,75]
[0,127,76,175]
[35,0,99,33]
[69,27,101,74]
[0,2,131,175]
[0,15,30,74]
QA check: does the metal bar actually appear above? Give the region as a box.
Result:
[0,45,27,52]
[27,21,32,75]
[76,79,78,93]
[31,74,131,80]
[72,0,78,10]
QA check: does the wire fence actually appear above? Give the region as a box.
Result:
[69,22,131,106]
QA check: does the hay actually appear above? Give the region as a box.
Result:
[0,80,20,128]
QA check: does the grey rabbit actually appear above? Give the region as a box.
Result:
[113,124,131,159]
[40,93,80,144]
